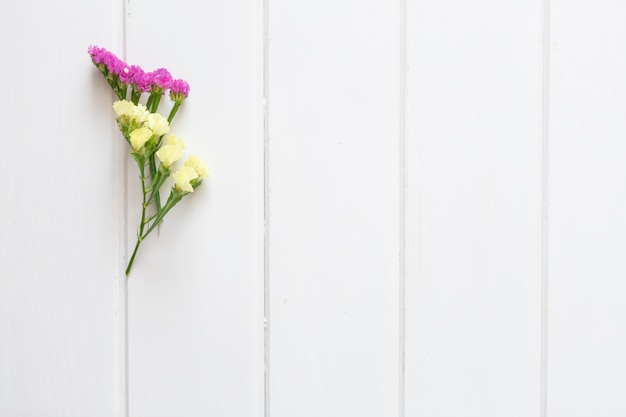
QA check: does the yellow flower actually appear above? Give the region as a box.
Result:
[113,100,149,124]
[112,100,135,118]
[156,144,184,168]
[133,104,149,124]
[155,145,182,168]
[164,134,185,148]
[155,135,186,168]
[172,165,198,193]
[185,155,210,178]
[129,127,153,151]
[145,113,170,137]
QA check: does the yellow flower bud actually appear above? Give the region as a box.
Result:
[129,127,153,151]
[172,165,198,193]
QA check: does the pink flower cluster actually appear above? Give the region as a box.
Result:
[88,45,189,97]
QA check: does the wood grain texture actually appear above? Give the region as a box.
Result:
[404,1,545,416]
[548,1,626,416]
[0,0,119,415]
[125,0,264,416]
[267,1,401,416]
[4,1,626,415]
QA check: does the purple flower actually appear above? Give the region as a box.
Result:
[129,66,152,92]
[121,64,140,85]
[150,68,173,90]
[103,53,126,76]
[170,79,190,97]
[119,67,131,83]
[126,65,142,79]
[88,45,191,103]
[87,45,105,64]
[88,45,130,78]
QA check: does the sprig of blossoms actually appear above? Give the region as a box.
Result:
[89,45,208,276]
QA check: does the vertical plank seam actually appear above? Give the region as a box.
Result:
[263,0,271,414]
[540,0,551,415]
[113,0,129,414]
[398,0,407,415]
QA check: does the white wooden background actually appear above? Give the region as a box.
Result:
[1,0,625,416]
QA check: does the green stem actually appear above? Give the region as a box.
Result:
[120,84,128,100]
[147,147,164,226]
[151,94,162,113]
[146,165,170,206]
[149,155,160,207]
[142,191,184,239]
[126,164,149,276]
[146,93,155,112]
[167,102,181,124]
[131,87,142,105]
[125,238,142,276]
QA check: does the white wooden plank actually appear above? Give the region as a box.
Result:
[0,0,119,415]
[404,2,544,416]
[125,1,264,416]
[267,1,401,416]
[548,1,626,416]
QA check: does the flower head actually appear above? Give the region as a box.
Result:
[129,127,153,151]
[118,66,132,83]
[172,165,198,193]
[143,68,174,95]
[156,141,185,168]
[126,65,142,79]
[151,68,173,89]
[156,135,186,168]
[134,104,150,123]
[113,100,149,132]
[156,146,184,168]
[164,134,185,148]
[145,112,170,137]
[130,66,152,92]
[112,100,136,118]
[89,46,132,99]
[101,50,126,76]
[88,46,124,79]
[88,45,106,64]
[185,155,210,178]
[169,79,190,103]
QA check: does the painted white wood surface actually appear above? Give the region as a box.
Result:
[547,1,626,416]
[124,0,264,416]
[3,0,626,416]
[404,1,545,416]
[0,0,120,416]
[267,1,401,416]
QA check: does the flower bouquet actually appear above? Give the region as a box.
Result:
[88,45,209,276]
